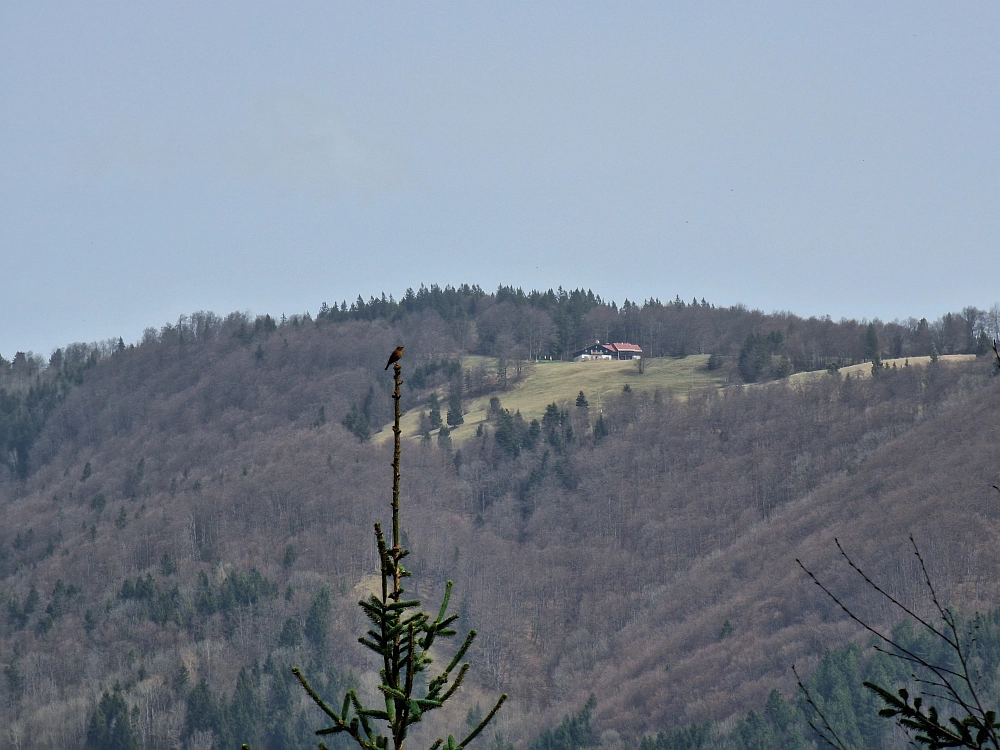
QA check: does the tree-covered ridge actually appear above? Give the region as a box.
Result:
[0,342,101,478]
[533,607,1000,750]
[2,286,998,480]
[5,549,350,748]
[0,290,999,747]
[4,288,998,381]
[1,348,997,746]
[312,283,1000,371]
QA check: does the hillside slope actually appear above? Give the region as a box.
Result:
[591,372,1000,731]
[375,355,724,446]
[0,311,998,749]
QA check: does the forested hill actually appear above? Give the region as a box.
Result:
[1,290,999,749]
[320,284,997,368]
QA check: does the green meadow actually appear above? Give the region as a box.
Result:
[787,353,976,385]
[375,354,725,446]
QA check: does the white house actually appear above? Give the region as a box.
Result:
[572,341,643,361]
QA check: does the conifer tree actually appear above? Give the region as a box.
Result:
[305,584,332,652]
[528,695,596,750]
[186,678,220,738]
[447,380,464,427]
[86,684,139,750]
[293,357,506,750]
[437,424,453,451]
[428,393,443,430]
[343,404,372,442]
[864,322,881,366]
[592,415,609,441]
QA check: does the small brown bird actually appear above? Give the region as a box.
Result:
[385,345,404,370]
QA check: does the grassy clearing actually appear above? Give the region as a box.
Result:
[374,355,724,446]
[788,353,977,384]
[375,354,982,446]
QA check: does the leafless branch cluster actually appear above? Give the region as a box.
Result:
[798,537,1000,750]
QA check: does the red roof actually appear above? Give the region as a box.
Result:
[572,342,643,357]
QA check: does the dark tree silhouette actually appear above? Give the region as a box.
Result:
[293,358,506,750]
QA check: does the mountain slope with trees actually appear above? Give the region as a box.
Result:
[0,289,998,749]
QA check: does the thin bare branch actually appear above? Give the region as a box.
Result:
[793,664,851,750]
[800,533,1000,750]
[834,538,953,646]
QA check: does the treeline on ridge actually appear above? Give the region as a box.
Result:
[314,284,1000,370]
[4,285,999,480]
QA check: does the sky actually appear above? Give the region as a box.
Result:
[2,2,998,358]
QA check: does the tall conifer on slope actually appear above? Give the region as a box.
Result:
[293,356,506,750]
[86,684,139,750]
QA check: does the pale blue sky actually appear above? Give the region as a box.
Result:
[2,3,998,358]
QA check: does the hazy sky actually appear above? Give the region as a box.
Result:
[2,3,998,358]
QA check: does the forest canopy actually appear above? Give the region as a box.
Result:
[1,286,999,749]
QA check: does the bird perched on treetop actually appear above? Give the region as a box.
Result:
[385,346,404,370]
